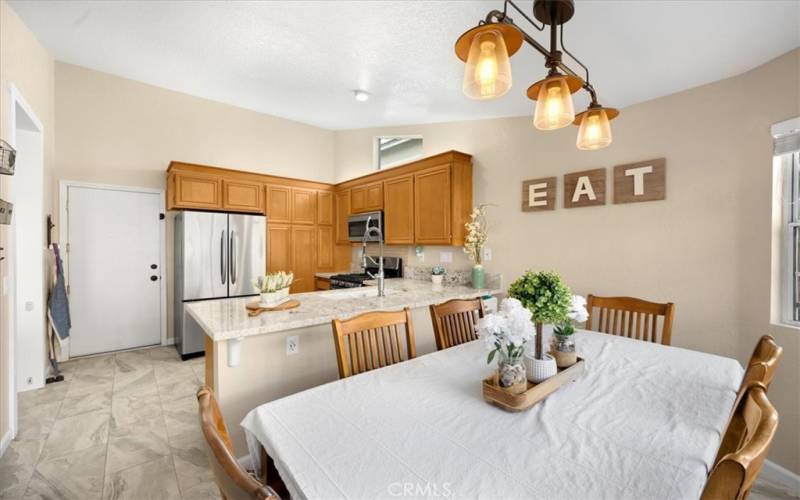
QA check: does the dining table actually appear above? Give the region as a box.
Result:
[240,330,743,500]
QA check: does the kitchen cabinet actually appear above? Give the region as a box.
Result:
[383,175,415,245]
[267,185,291,223]
[316,226,334,270]
[315,277,331,291]
[291,188,316,225]
[335,190,351,244]
[414,165,451,245]
[317,190,334,225]
[351,182,383,213]
[171,173,222,210]
[267,224,292,274]
[223,180,263,213]
[290,225,316,293]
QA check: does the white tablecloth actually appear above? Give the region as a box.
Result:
[241,331,742,500]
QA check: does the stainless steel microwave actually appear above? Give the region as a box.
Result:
[348,211,383,242]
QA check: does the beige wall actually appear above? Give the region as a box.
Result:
[54,62,336,342]
[0,0,55,444]
[334,49,800,473]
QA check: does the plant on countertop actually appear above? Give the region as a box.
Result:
[431,266,446,276]
[253,271,294,293]
[553,295,589,336]
[507,271,572,360]
[463,204,491,265]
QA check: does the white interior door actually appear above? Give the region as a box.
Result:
[67,185,162,356]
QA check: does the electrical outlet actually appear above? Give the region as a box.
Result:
[439,251,452,263]
[483,247,492,262]
[286,335,299,355]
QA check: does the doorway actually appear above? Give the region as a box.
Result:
[61,182,166,356]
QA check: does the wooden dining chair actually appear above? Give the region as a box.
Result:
[703,383,778,500]
[741,335,783,390]
[197,386,279,500]
[429,298,484,351]
[331,307,416,379]
[586,295,675,345]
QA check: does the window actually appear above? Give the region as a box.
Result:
[784,152,800,323]
[375,136,422,170]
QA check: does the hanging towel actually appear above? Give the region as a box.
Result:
[47,243,70,363]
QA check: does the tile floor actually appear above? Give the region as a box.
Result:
[0,346,220,500]
[0,345,798,500]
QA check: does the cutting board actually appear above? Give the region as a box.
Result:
[246,299,300,317]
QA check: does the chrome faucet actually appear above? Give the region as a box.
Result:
[361,217,385,297]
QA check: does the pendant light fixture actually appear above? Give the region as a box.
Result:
[454,0,619,150]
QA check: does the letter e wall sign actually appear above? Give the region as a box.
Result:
[522,177,557,211]
[564,168,606,208]
[614,158,666,204]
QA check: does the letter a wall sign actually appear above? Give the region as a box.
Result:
[521,158,666,211]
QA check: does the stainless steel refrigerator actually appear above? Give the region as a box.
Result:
[174,211,266,359]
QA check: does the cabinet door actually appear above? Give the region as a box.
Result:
[351,185,367,213]
[414,165,451,244]
[366,182,383,211]
[266,185,291,223]
[223,180,263,213]
[290,225,315,293]
[335,190,351,244]
[317,190,334,225]
[267,224,292,274]
[316,226,334,270]
[172,173,222,209]
[291,188,316,225]
[383,175,414,245]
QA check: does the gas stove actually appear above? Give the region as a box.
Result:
[329,257,403,289]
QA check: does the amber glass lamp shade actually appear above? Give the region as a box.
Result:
[533,77,576,130]
[462,30,513,100]
[576,108,613,150]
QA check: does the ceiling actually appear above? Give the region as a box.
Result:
[9,0,800,130]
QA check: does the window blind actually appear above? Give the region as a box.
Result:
[774,131,800,156]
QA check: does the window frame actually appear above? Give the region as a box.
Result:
[373,135,423,171]
[782,152,800,325]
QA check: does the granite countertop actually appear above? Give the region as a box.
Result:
[186,279,501,342]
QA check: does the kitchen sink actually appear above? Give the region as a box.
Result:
[320,288,393,300]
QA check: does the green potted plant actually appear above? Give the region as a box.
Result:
[431,266,446,288]
[552,295,588,368]
[507,271,571,382]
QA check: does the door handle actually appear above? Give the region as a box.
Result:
[150,275,158,281]
[229,230,237,284]
[220,230,227,285]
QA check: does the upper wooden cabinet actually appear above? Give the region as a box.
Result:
[267,224,292,274]
[317,190,334,225]
[170,173,223,210]
[223,179,263,213]
[335,190,351,244]
[291,188,316,225]
[351,182,383,213]
[290,225,316,293]
[383,175,414,245]
[316,226,334,271]
[266,185,291,223]
[414,165,451,245]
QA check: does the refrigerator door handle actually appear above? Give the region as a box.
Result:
[220,230,227,285]
[229,230,237,285]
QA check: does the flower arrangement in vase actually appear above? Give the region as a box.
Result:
[508,271,572,383]
[463,204,491,289]
[476,298,536,394]
[552,295,588,368]
[253,271,293,307]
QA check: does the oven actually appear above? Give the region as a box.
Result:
[348,211,383,242]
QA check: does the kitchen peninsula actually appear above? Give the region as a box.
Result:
[187,278,501,452]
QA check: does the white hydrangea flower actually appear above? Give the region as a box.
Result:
[567,295,589,323]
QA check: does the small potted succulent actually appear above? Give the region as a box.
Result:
[552,295,588,368]
[508,271,571,383]
[431,266,446,289]
[253,271,293,307]
[476,298,536,394]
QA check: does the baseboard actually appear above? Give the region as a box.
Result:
[0,429,13,458]
[762,459,800,491]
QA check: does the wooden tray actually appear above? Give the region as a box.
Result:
[246,299,300,317]
[482,357,585,412]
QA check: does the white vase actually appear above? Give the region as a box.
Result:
[259,287,289,307]
[524,353,558,383]
[431,274,444,290]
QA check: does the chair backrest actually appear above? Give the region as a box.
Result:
[586,295,675,345]
[331,307,416,379]
[742,335,783,390]
[429,298,483,351]
[703,383,778,500]
[197,386,278,500]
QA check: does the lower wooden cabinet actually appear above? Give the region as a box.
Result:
[267,224,292,274]
[290,225,316,293]
[316,226,334,270]
[315,277,331,291]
